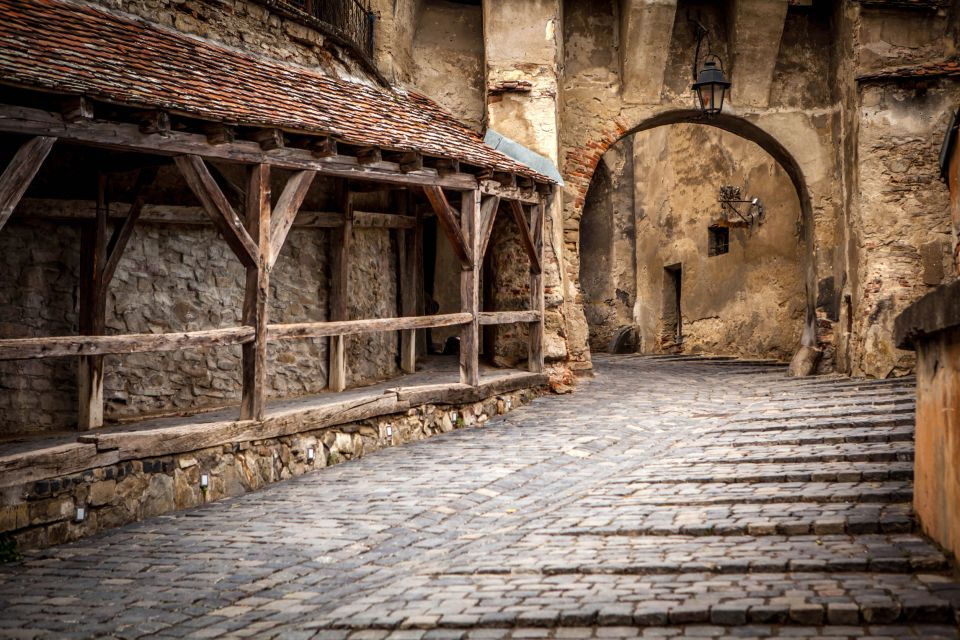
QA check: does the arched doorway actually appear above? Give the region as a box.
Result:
[575,110,817,362]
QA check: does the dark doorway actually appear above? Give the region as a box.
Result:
[662,264,682,349]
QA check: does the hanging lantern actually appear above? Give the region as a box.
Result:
[692,55,731,116]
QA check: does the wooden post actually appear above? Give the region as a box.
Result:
[529,200,545,373]
[460,189,480,386]
[78,174,108,430]
[241,164,270,420]
[398,194,419,374]
[328,183,352,392]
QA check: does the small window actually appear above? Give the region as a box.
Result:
[708,226,729,257]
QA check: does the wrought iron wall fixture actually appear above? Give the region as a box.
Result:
[718,185,765,230]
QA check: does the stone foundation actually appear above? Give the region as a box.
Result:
[0,386,542,553]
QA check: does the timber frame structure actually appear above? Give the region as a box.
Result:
[0,0,554,435]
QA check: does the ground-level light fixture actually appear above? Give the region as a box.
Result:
[690,18,731,116]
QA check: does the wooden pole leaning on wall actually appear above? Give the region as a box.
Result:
[328,181,353,392]
[240,164,271,421]
[529,199,546,373]
[397,193,419,374]
[460,189,481,386]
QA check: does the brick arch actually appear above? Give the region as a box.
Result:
[563,108,819,360]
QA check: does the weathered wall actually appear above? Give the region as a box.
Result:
[582,124,806,360]
[93,0,378,83]
[0,159,399,435]
[410,0,485,131]
[485,214,531,367]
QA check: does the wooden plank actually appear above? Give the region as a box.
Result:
[174,155,259,268]
[0,327,255,360]
[101,166,158,287]
[423,185,471,268]
[460,189,480,386]
[268,169,316,267]
[394,372,549,406]
[480,180,540,205]
[328,185,352,392]
[0,442,119,489]
[0,136,56,232]
[0,104,493,190]
[508,199,542,275]
[479,310,541,325]
[61,96,93,123]
[14,199,416,229]
[477,195,500,260]
[77,175,108,431]
[529,200,545,373]
[241,163,270,421]
[269,313,471,340]
[398,224,418,374]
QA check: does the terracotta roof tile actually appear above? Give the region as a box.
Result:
[0,0,554,183]
[856,58,960,82]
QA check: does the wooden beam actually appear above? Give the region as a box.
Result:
[174,154,259,268]
[15,199,417,229]
[328,184,352,392]
[204,123,236,146]
[529,200,545,373]
[135,110,170,136]
[308,136,338,158]
[480,181,540,205]
[101,166,158,287]
[493,171,516,187]
[479,310,541,325]
[241,164,270,421]
[508,199,543,275]
[268,170,316,268]
[0,136,56,232]
[0,104,485,190]
[356,146,382,165]
[269,313,471,341]
[0,327,255,360]
[399,151,423,173]
[460,189,480,386]
[61,96,93,123]
[251,128,284,151]
[77,175,108,431]
[477,195,500,260]
[423,185,471,268]
[397,192,419,374]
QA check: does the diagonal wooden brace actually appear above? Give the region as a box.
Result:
[0,136,56,232]
[423,185,472,268]
[508,199,542,275]
[268,169,316,268]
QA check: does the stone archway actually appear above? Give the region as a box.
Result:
[560,108,825,371]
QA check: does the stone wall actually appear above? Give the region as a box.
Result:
[0,161,400,435]
[0,387,542,552]
[485,214,532,367]
[92,0,378,83]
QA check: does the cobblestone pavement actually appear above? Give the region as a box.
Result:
[2,355,959,639]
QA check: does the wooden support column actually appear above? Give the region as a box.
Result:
[241,164,270,420]
[460,189,481,386]
[529,200,545,373]
[328,183,353,392]
[397,194,419,374]
[0,136,56,232]
[77,175,109,430]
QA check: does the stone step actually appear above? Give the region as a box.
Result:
[670,441,915,464]
[549,501,915,536]
[442,534,949,576]
[619,461,914,484]
[706,426,914,446]
[728,405,915,421]
[311,572,960,629]
[594,480,913,505]
[351,625,960,639]
[717,415,915,432]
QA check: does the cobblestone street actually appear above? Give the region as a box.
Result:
[1,355,958,639]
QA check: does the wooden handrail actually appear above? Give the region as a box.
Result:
[0,327,255,360]
[478,311,541,325]
[268,313,472,340]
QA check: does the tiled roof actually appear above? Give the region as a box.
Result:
[0,0,554,184]
[857,58,960,82]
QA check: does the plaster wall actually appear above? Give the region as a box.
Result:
[410,0,485,131]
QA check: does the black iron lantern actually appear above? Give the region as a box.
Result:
[692,55,730,116]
